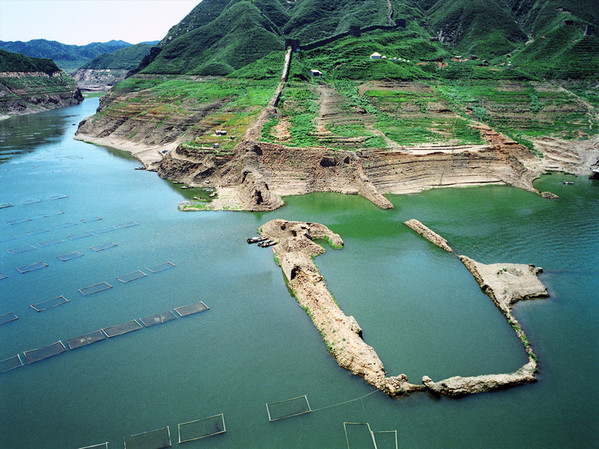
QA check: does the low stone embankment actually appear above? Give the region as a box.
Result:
[263,218,549,398]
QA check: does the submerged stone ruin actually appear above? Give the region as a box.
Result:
[260,218,549,398]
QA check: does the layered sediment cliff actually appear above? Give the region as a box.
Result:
[0,71,83,119]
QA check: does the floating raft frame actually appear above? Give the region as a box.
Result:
[117,270,147,284]
[147,261,176,274]
[140,311,177,327]
[116,221,139,229]
[54,221,77,229]
[38,238,65,247]
[7,217,32,225]
[0,355,24,374]
[93,226,117,234]
[7,245,36,254]
[124,426,171,449]
[24,341,67,364]
[79,282,112,296]
[90,242,117,252]
[30,295,69,312]
[0,234,18,243]
[0,273,7,280]
[174,301,209,317]
[0,312,18,325]
[0,203,14,209]
[102,320,143,338]
[17,262,48,274]
[81,216,103,223]
[266,395,312,422]
[77,442,108,449]
[26,228,50,235]
[67,232,92,240]
[57,251,84,262]
[178,413,226,443]
[66,330,106,350]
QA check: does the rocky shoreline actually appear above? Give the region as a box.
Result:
[262,218,549,398]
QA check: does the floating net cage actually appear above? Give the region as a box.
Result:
[57,251,84,262]
[38,238,65,247]
[24,341,67,364]
[174,301,209,317]
[30,295,69,312]
[66,330,106,350]
[178,413,226,443]
[148,261,176,274]
[79,282,113,296]
[266,395,312,422]
[48,194,68,200]
[17,262,48,274]
[0,234,18,243]
[0,355,23,374]
[81,216,103,223]
[94,226,117,234]
[21,198,41,205]
[102,320,143,338]
[54,221,77,229]
[124,426,171,449]
[26,228,50,235]
[343,423,398,449]
[90,242,117,252]
[7,245,36,254]
[0,203,13,209]
[67,232,92,240]
[117,270,147,284]
[41,210,64,218]
[0,312,18,325]
[140,311,177,327]
[116,221,138,229]
[78,443,108,449]
[7,217,32,225]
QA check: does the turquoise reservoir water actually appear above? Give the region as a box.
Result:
[0,99,597,448]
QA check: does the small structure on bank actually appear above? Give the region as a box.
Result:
[370,52,382,59]
[309,69,323,77]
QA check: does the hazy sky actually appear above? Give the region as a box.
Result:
[0,0,199,45]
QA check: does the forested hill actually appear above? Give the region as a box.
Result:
[134,0,598,79]
[0,49,59,74]
[0,39,132,72]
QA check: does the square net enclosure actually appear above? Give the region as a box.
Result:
[0,355,23,374]
[17,262,48,273]
[77,443,108,449]
[66,330,106,350]
[174,302,209,317]
[266,395,312,422]
[79,282,112,296]
[178,413,226,443]
[140,311,177,327]
[30,295,69,312]
[57,251,84,262]
[117,270,147,283]
[0,312,18,325]
[343,423,377,449]
[24,341,67,364]
[102,320,143,338]
[90,242,117,252]
[124,426,171,449]
[147,261,176,274]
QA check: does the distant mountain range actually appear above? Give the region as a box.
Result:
[132,0,598,79]
[0,39,157,73]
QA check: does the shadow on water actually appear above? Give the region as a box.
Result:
[0,111,77,164]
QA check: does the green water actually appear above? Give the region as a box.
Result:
[0,99,597,448]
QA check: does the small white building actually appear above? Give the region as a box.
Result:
[309,69,322,77]
[370,52,382,59]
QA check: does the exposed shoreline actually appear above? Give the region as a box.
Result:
[261,218,548,398]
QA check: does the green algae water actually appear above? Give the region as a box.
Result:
[1,99,598,448]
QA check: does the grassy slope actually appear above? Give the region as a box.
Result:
[79,43,154,71]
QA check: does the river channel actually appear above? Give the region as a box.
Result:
[0,98,597,448]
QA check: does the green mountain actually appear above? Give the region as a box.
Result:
[0,49,59,74]
[131,0,598,79]
[0,39,132,72]
[79,43,155,71]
